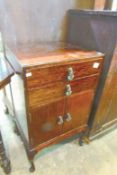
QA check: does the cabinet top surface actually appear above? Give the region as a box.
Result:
[8,42,104,68]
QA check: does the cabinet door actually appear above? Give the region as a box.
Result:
[29,98,65,147]
[63,90,94,133]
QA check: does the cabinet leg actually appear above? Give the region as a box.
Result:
[79,131,90,146]
[1,158,11,174]
[0,132,11,174]
[79,138,84,146]
[79,132,84,146]
[29,161,35,173]
[82,137,90,144]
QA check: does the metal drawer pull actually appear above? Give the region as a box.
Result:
[65,84,72,96]
[64,113,72,122]
[57,116,64,125]
[67,67,74,81]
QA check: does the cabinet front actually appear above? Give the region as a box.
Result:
[29,98,65,147]
[63,90,94,133]
[29,90,94,147]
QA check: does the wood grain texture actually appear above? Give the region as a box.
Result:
[29,98,65,147]
[63,90,94,133]
[6,42,104,68]
[28,74,100,108]
[5,42,104,159]
[35,125,87,152]
[25,58,103,89]
[28,90,95,147]
[21,45,104,148]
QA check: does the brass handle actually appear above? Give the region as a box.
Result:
[64,113,72,122]
[65,84,72,96]
[57,116,64,125]
[67,67,74,81]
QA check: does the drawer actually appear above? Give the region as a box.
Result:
[28,74,100,108]
[25,58,103,89]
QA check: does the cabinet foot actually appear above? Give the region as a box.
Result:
[79,139,84,146]
[82,137,90,144]
[29,162,35,173]
[79,131,90,146]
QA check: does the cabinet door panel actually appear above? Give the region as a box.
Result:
[63,90,94,133]
[29,98,65,147]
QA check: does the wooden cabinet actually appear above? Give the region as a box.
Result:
[5,42,104,169]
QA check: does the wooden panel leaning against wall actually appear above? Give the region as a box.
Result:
[90,43,117,137]
[66,10,117,139]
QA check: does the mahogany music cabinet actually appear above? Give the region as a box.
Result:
[5,42,104,171]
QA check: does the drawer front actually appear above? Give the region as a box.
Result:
[25,58,103,89]
[28,75,100,108]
